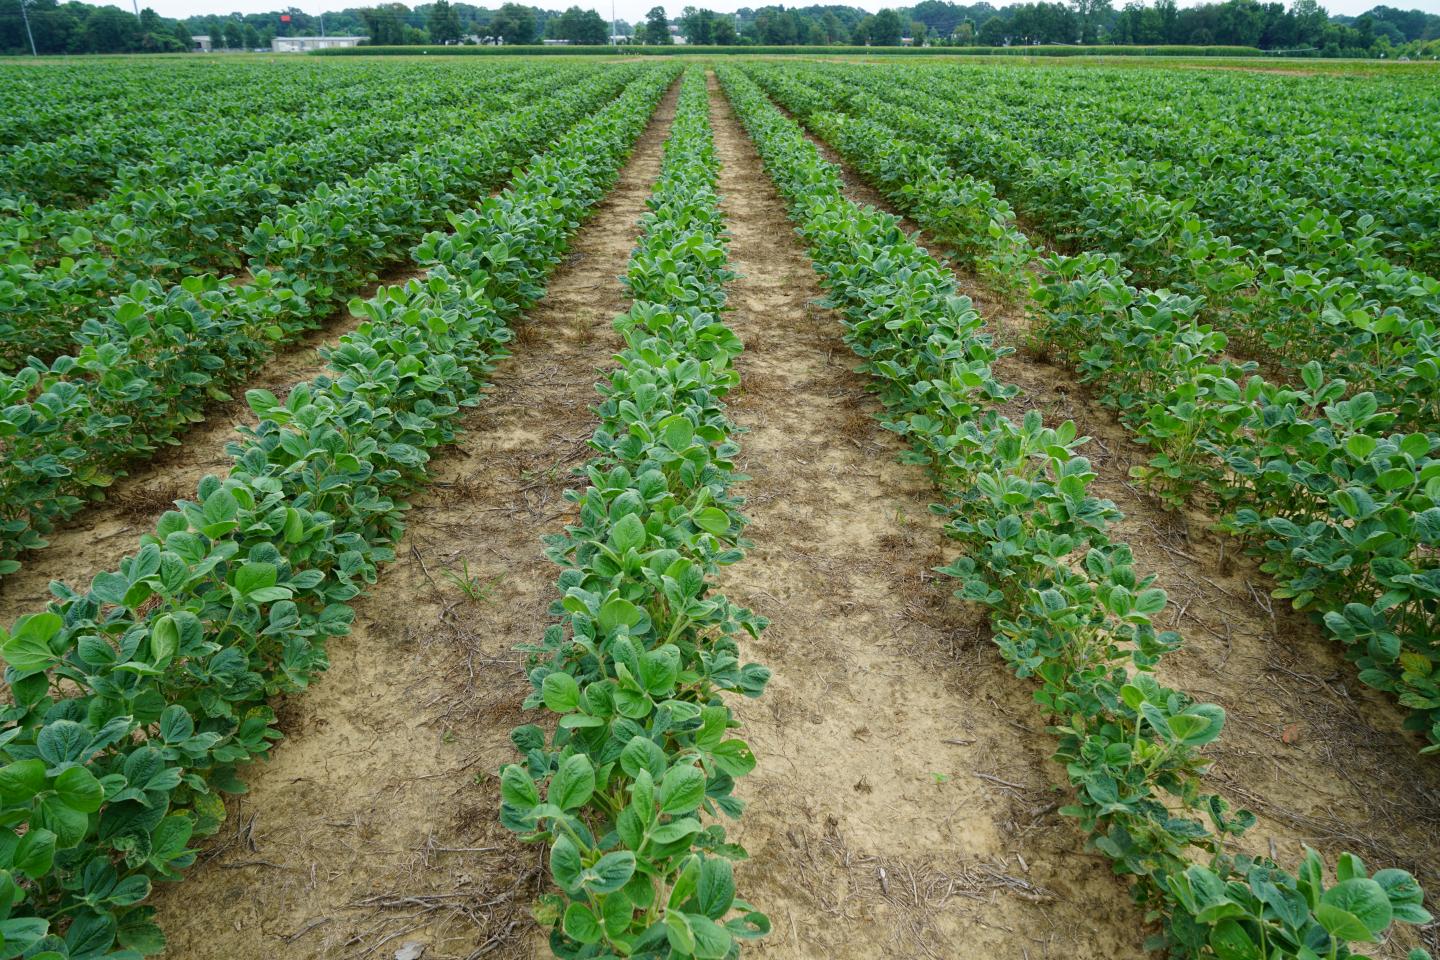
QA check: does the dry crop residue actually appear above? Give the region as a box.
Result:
[143,82,682,960]
[705,72,1146,960]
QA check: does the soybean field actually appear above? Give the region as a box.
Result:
[1,53,1438,960]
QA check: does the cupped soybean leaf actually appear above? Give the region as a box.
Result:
[542,672,581,713]
[149,614,180,665]
[1207,918,1261,960]
[0,759,46,802]
[501,765,540,809]
[710,740,756,778]
[659,764,706,815]
[611,513,647,555]
[600,597,642,633]
[549,754,595,811]
[688,913,732,960]
[550,836,583,895]
[693,508,730,536]
[697,857,736,919]
[664,910,696,955]
[563,901,603,945]
[620,736,668,781]
[581,851,636,896]
[1320,879,1392,938]
[1373,869,1431,924]
[650,819,703,846]
[54,766,104,813]
[601,890,634,937]
[659,415,694,451]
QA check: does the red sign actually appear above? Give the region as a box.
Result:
[280,14,291,21]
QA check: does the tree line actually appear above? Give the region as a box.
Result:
[2,0,1436,57]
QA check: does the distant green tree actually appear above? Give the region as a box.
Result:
[642,4,671,42]
[869,7,903,43]
[711,13,737,43]
[555,4,605,42]
[83,5,140,52]
[490,1,535,42]
[977,13,1007,43]
[680,5,714,43]
[360,4,408,43]
[427,0,462,42]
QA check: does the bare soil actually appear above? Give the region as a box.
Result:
[707,74,1146,960]
[139,82,682,959]
[792,83,1440,958]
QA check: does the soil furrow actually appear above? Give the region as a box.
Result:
[782,82,1440,955]
[707,73,1146,960]
[141,82,681,960]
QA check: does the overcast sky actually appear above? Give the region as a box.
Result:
[109,0,1440,29]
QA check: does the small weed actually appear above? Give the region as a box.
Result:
[442,560,504,604]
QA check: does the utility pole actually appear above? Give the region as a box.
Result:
[131,0,140,17]
[19,0,37,56]
[320,11,326,35]
[611,0,616,45]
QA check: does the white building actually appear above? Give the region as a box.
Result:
[271,35,365,52]
[191,34,212,52]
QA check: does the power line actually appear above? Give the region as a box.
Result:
[19,0,37,55]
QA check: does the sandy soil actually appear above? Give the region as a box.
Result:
[706,74,1146,960]
[788,80,1440,959]
[138,82,682,960]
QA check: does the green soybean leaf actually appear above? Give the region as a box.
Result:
[659,415,694,451]
[0,759,47,802]
[549,754,595,811]
[600,597,642,633]
[581,851,636,895]
[54,766,104,813]
[1321,879,1392,937]
[1,613,63,674]
[13,827,57,880]
[1316,903,1377,943]
[563,902,603,945]
[550,836,583,894]
[542,672,581,713]
[694,508,730,536]
[698,857,736,919]
[37,795,89,848]
[659,764,706,815]
[611,513,647,555]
